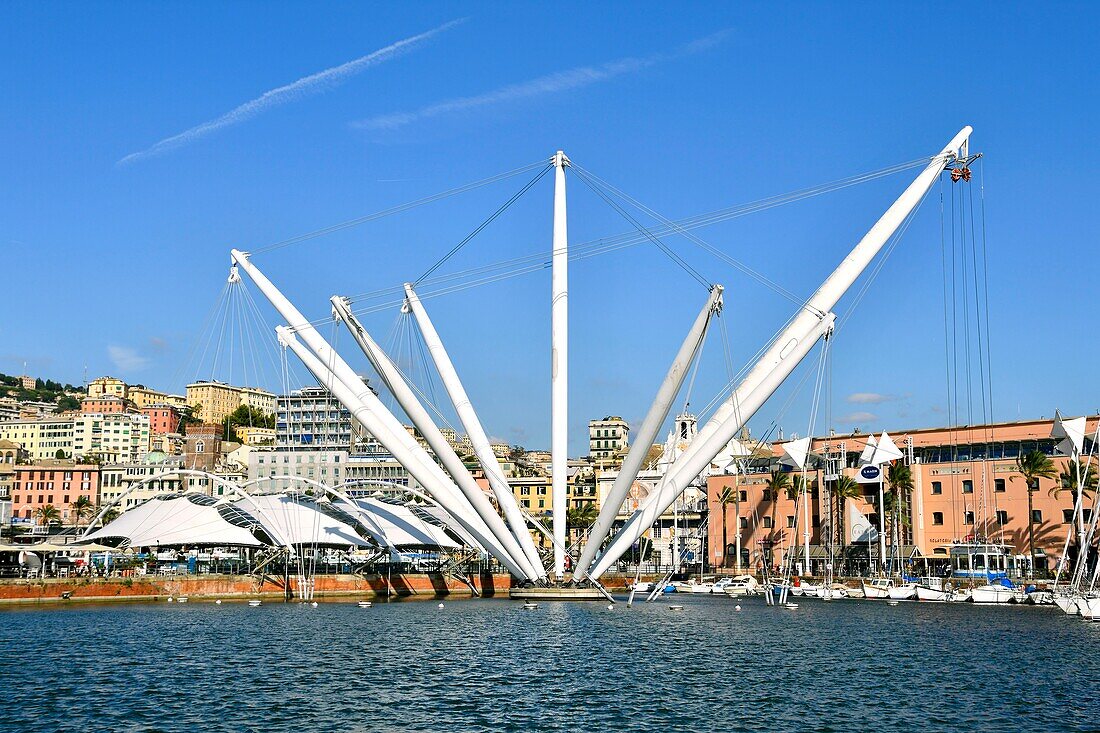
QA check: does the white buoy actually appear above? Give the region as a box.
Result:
[735,604,742,611]
[358,601,372,608]
[248,600,262,607]
[177,597,188,603]
[167,597,174,603]
[785,602,799,609]
[607,604,615,610]
[438,602,445,609]
[215,600,222,605]
[311,601,318,608]
[669,605,685,611]
[887,600,899,606]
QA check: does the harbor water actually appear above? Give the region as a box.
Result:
[2,594,1097,732]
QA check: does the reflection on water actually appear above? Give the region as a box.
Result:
[1,594,1097,732]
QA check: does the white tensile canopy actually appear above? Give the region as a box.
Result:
[83,494,263,548]
[350,498,461,549]
[236,493,371,548]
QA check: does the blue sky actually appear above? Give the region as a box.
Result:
[2,3,1097,452]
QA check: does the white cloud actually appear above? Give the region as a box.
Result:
[353,29,731,131]
[108,345,150,372]
[118,19,463,165]
[838,411,877,423]
[847,392,897,404]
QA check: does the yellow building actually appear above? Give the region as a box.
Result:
[0,418,74,461]
[88,376,127,399]
[234,425,275,447]
[127,386,187,409]
[239,386,277,416]
[186,381,243,424]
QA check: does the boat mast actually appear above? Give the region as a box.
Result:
[551,150,569,580]
[330,295,545,582]
[401,284,549,580]
[586,126,974,580]
[573,285,723,582]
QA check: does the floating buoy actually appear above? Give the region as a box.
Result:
[358,601,372,608]
[735,604,742,611]
[607,604,615,610]
[438,602,445,609]
[177,597,188,603]
[248,600,262,607]
[310,601,318,608]
[522,602,538,610]
[785,603,799,609]
[215,600,222,605]
[669,605,685,611]
[167,597,174,603]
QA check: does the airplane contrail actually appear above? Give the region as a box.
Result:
[352,30,730,131]
[118,19,464,165]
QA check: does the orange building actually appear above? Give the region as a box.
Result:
[142,404,182,435]
[80,395,131,414]
[708,417,1097,576]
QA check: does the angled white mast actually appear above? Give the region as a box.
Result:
[586,126,974,579]
[573,284,724,582]
[401,284,548,579]
[330,295,545,581]
[230,249,534,580]
[275,325,529,578]
[551,150,569,579]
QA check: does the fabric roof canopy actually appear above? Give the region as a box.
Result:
[343,499,461,549]
[84,494,263,548]
[236,494,370,549]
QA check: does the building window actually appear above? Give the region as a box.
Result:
[738,490,747,502]
[1063,509,1074,524]
[195,440,205,453]
[786,515,795,528]
[739,517,748,529]
[931,481,942,495]
[994,478,1006,493]
[1032,509,1043,523]
[932,512,943,525]
[762,516,773,529]
[995,510,1008,524]
[962,480,973,494]
[964,511,975,524]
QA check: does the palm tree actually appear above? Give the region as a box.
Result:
[101,507,120,525]
[885,462,914,556]
[1013,449,1057,575]
[34,504,61,528]
[70,496,95,528]
[716,486,737,569]
[831,475,862,547]
[765,470,791,565]
[565,503,598,546]
[1051,458,1098,501]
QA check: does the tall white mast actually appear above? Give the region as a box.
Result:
[573,285,723,581]
[586,126,973,579]
[230,249,534,580]
[330,295,544,581]
[402,285,548,579]
[551,150,569,579]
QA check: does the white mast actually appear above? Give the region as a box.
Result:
[586,126,973,580]
[551,150,569,579]
[230,249,534,580]
[330,295,545,581]
[573,285,723,581]
[400,285,548,579]
[275,326,530,579]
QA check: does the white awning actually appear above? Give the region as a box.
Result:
[237,494,371,548]
[84,494,263,547]
[349,499,461,549]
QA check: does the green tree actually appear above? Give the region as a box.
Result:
[1013,449,1057,575]
[55,395,81,412]
[34,504,61,527]
[830,475,863,546]
[101,507,120,525]
[885,462,914,550]
[1051,458,1098,501]
[765,470,791,548]
[716,485,739,569]
[70,496,96,528]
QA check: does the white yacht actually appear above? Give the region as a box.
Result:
[861,578,894,599]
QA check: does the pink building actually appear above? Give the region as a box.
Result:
[10,463,100,523]
[142,404,181,435]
